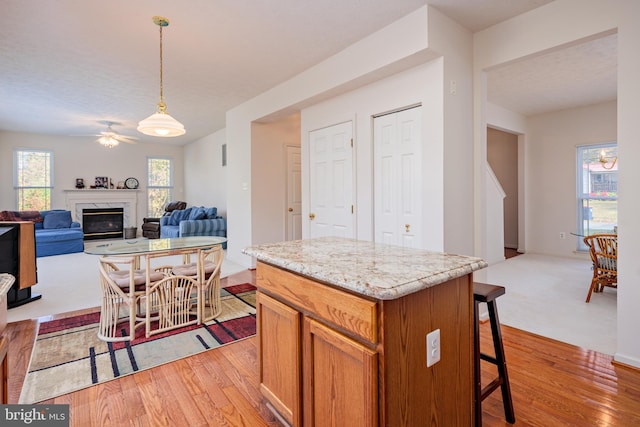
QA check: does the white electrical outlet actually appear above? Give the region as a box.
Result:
[426,329,441,367]
[560,232,566,239]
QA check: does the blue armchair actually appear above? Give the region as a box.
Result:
[160,206,226,248]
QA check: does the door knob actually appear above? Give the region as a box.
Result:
[405,224,410,232]
[309,213,316,220]
[288,208,293,212]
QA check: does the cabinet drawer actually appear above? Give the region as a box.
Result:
[257,262,377,343]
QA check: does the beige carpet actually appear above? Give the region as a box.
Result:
[474,253,616,355]
[8,249,247,323]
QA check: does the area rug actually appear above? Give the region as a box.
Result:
[19,283,257,404]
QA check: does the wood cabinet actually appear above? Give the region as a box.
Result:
[256,261,474,426]
[0,274,10,404]
[257,292,301,425]
[303,317,378,427]
[0,221,38,308]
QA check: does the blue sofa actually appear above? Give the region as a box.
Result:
[0,209,84,257]
[160,206,226,249]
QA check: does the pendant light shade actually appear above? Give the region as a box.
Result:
[137,110,186,137]
[138,16,185,137]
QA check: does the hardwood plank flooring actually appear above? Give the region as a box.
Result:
[6,268,640,426]
[504,248,522,259]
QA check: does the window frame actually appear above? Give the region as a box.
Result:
[576,142,617,251]
[146,156,174,217]
[13,148,54,211]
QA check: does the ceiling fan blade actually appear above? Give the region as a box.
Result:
[72,123,139,146]
[113,134,138,144]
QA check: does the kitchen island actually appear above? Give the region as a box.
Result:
[243,237,487,427]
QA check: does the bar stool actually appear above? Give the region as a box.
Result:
[473,282,515,426]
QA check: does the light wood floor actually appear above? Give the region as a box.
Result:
[6,269,640,426]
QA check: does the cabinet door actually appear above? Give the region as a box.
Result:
[303,317,378,427]
[257,292,302,426]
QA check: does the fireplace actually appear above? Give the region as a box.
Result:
[82,208,124,240]
[64,189,139,233]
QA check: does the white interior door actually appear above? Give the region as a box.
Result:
[374,106,422,248]
[286,145,302,240]
[309,121,355,238]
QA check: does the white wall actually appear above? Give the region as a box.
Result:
[427,7,475,256]
[226,6,436,267]
[615,0,640,369]
[487,103,528,135]
[473,0,619,260]
[301,61,444,250]
[474,0,640,368]
[485,167,505,264]
[183,128,227,216]
[526,101,616,257]
[0,130,184,228]
[251,113,301,245]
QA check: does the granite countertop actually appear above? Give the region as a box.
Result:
[242,237,487,300]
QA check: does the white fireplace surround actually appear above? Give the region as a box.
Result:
[64,189,139,228]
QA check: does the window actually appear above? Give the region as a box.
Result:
[14,149,53,210]
[147,157,173,217]
[576,143,617,250]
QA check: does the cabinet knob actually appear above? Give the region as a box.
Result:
[288,208,293,212]
[309,213,316,220]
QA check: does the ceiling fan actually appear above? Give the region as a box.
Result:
[77,121,139,148]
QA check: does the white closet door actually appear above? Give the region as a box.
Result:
[374,106,422,248]
[309,121,355,239]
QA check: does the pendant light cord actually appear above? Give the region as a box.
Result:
[157,23,166,112]
[159,24,163,104]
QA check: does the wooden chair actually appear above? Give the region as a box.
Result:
[197,246,224,322]
[97,256,166,342]
[144,251,201,337]
[171,245,224,322]
[583,234,618,303]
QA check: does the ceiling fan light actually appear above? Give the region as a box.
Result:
[98,135,119,148]
[137,111,186,137]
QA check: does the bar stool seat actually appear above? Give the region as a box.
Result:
[474,282,515,426]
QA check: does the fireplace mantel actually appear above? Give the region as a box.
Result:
[64,189,139,228]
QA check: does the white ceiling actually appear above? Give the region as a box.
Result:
[487,32,617,117]
[0,0,616,145]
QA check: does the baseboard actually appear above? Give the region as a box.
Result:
[613,354,640,371]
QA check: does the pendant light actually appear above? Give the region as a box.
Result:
[137,16,186,137]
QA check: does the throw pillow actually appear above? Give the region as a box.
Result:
[204,207,217,219]
[189,206,206,220]
[168,208,192,226]
[43,211,72,229]
[164,201,187,214]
